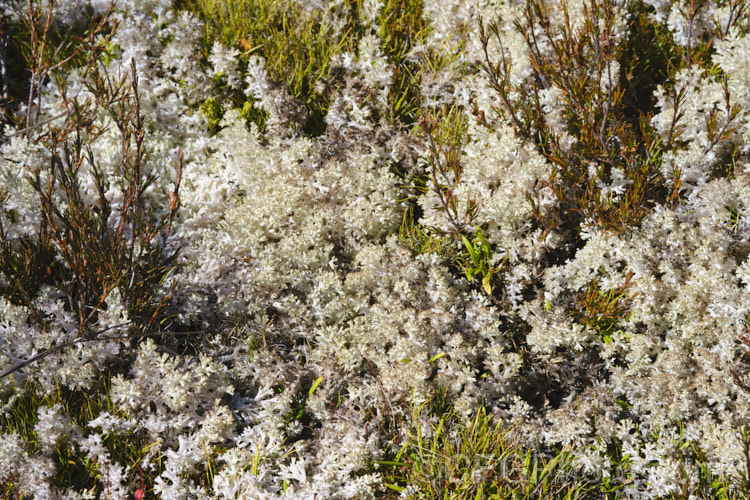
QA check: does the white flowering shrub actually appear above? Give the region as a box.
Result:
[3,0,750,497]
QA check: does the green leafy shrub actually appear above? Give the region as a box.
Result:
[398,207,462,263]
[418,107,476,238]
[399,107,514,296]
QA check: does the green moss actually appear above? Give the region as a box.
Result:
[178,0,359,136]
[239,98,268,133]
[200,97,224,135]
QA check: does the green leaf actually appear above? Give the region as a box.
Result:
[378,460,409,467]
[482,272,492,295]
[464,267,474,281]
[429,352,446,363]
[462,235,477,264]
[308,376,323,396]
[475,227,491,259]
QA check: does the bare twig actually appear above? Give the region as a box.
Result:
[477,20,528,138]
[0,323,212,380]
[0,321,133,380]
[17,0,114,130]
[0,110,70,142]
[0,12,9,123]
[420,115,478,238]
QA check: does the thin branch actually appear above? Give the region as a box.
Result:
[1,321,132,380]
[0,13,8,122]
[0,323,211,380]
[0,110,70,142]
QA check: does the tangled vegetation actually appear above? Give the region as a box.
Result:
[2,0,750,497]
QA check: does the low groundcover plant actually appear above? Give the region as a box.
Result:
[2,0,750,498]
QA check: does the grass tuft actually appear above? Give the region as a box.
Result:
[178,0,360,136]
[569,271,637,341]
[381,392,591,499]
